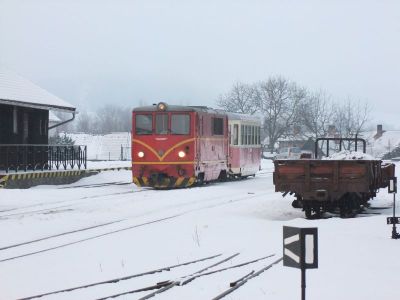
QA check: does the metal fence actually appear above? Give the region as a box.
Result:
[0,144,87,173]
[120,145,132,161]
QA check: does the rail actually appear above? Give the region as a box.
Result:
[0,144,87,173]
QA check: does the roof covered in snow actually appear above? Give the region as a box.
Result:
[361,130,400,158]
[0,66,75,112]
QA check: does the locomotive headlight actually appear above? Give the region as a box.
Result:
[138,151,145,158]
[157,102,167,111]
[178,151,186,158]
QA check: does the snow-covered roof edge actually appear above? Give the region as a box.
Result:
[0,66,75,112]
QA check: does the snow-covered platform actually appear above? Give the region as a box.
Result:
[0,161,131,189]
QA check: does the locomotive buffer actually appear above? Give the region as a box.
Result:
[283,226,318,300]
[386,177,400,239]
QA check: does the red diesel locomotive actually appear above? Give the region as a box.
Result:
[132,102,261,188]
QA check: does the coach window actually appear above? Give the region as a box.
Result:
[135,114,153,135]
[233,124,238,145]
[241,125,244,145]
[212,117,224,135]
[156,114,169,134]
[171,114,190,135]
[249,126,252,145]
[256,127,259,144]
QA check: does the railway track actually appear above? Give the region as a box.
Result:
[97,253,277,300]
[16,253,223,300]
[211,257,283,300]
[58,181,132,189]
[0,219,125,251]
[0,191,271,263]
[0,189,148,220]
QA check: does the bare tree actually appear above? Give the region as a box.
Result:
[96,104,131,134]
[75,110,92,133]
[300,90,335,139]
[257,76,307,150]
[333,99,370,138]
[217,82,258,114]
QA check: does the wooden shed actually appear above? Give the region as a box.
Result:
[0,66,78,171]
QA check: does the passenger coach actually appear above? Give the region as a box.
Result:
[132,102,261,188]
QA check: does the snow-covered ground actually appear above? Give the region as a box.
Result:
[0,160,399,300]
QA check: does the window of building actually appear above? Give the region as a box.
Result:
[13,106,18,134]
[39,118,48,136]
[212,117,224,135]
[135,114,153,135]
[171,114,190,135]
[156,114,169,134]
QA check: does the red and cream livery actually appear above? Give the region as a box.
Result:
[132,102,261,188]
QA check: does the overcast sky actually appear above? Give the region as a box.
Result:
[1,0,399,127]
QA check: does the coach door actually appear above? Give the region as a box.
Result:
[196,114,202,164]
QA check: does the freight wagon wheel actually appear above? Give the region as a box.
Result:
[304,207,312,219]
[196,173,205,186]
[339,193,360,218]
[304,205,322,219]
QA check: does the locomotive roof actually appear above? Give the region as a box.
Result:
[133,104,261,123]
[224,111,261,123]
[133,104,225,114]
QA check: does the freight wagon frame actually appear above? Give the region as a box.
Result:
[273,137,395,218]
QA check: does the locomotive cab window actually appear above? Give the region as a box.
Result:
[135,114,153,135]
[171,114,190,135]
[212,117,224,135]
[156,114,169,134]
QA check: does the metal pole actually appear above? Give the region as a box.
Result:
[393,193,398,239]
[301,268,306,300]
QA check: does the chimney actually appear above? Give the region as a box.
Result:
[374,124,384,140]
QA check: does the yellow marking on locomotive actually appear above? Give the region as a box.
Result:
[160,138,195,161]
[131,176,197,188]
[175,177,185,186]
[132,161,195,165]
[132,138,195,161]
[186,177,196,187]
[133,177,141,187]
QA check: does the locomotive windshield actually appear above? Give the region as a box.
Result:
[171,114,190,135]
[156,114,168,134]
[135,113,190,135]
[135,114,152,135]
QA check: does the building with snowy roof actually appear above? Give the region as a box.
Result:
[0,66,80,172]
